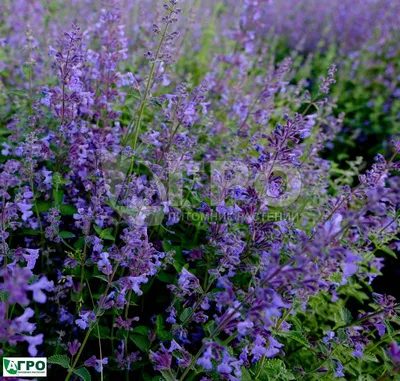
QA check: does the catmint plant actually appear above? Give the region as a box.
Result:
[0,1,399,380]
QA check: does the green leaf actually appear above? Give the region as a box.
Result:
[93,226,115,241]
[356,375,375,381]
[155,315,171,341]
[52,172,70,186]
[9,89,27,97]
[157,272,176,284]
[74,237,85,249]
[379,245,397,258]
[92,325,111,339]
[22,64,33,79]
[48,355,70,369]
[132,326,149,336]
[36,201,52,213]
[72,367,91,381]
[159,370,177,381]
[93,225,102,235]
[21,228,41,236]
[0,291,10,302]
[130,333,150,352]
[99,228,115,241]
[363,353,379,363]
[277,331,310,348]
[241,367,254,381]
[53,189,64,205]
[116,330,128,340]
[93,274,108,283]
[59,231,75,239]
[60,204,78,215]
[340,307,353,325]
[254,359,295,380]
[180,308,193,323]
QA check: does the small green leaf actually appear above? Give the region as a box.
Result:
[254,359,295,380]
[99,228,115,241]
[157,272,176,284]
[155,315,171,341]
[52,172,70,186]
[130,333,150,352]
[132,326,149,336]
[116,330,128,340]
[94,274,108,283]
[72,367,91,381]
[74,237,85,249]
[277,331,310,348]
[21,228,41,236]
[53,189,64,205]
[92,325,111,339]
[60,204,78,215]
[363,353,379,363]
[180,308,193,323]
[241,367,253,381]
[22,64,33,79]
[356,375,375,381]
[0,291,10,302]
[9,89,27,97]
[159,370,177,381]
[93,225,102,235]
[48,355,70,369]
[340,307,353,325]
[59,231,75,239]
[379,245,397,258]
[36,201,52,213]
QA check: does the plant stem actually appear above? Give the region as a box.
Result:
[64,263,120,381]
[64,325,93,381]
[126,5,176,149]
[77,221,92,308]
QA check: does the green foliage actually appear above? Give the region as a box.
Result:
[130,333,151,352]
[48,354,70,369]
[251,359,295,380]
[72,367,92,381]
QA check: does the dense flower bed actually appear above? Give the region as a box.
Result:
[1,1,400,380]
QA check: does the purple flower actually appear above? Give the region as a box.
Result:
[23,334,43,357]
[84,355,108,372]
[13,308,36,334]
[352,343,365,358]
[94,358,108,372]
[323,331,335,344]
[251,335,267,361]
[388,342,400,364]
[265,336,284,358]
[150,345,172,371]
[17,203,33,222]
[197,346,214,370]
[84,355,97,368]
[237,320,254,336]
[28,276,54,303]
[374,322,386,337]
[177,268,200,296]
[59,306,73,325]
[76,310,96,330]
[342,252,362,278]
[323,213,343,238]
[23,249,40,270]
[68,340,81,356]
[127,275,148,296]
[334,359,345,377]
